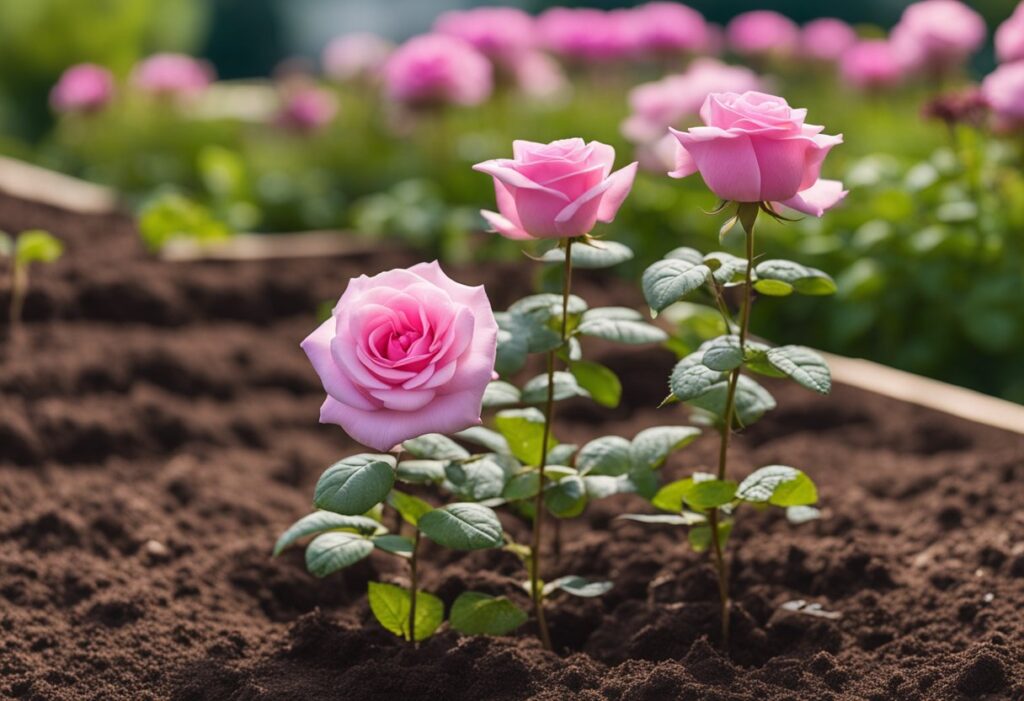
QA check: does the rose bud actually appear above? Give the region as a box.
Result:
[473,138,638,240]
[131,53,214,98]
[382,34,493,108]
[668,91,846,217]
[50,63,115,113]
[301,262,498,452]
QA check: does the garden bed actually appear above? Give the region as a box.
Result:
[1,192,1022,701]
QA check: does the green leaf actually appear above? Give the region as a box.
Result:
[387,490,434,526]
[403,434,470,461]
[544,475,587,517]
[450,592,528,635]
[737,466,818,507]
[274,512,383,556]
[703,251,749,285]
[521,371,590,404]
[577,436,632,476]
[498,310,562,356]
[786,505,822,524]
[617,513,706,526]
[543,575,613,598]
[766,346,831,395]
[701,335,744,372]
[372,534,415,556]
[669,353,727,402]
[575,317,667,345]
[395,460,446,484]
[629,426,701,471]
[664,246,705,265]
[583,474,629,499]
[581,307,645,322]
[418,503,504,549]
[455,426,511,455]
[547,443,578,465]
[754,260,837,296]
[643,259,711,312]
[688,521,732,553]
[683,479,737,510]
[494,326,528,376]
[688,375,777,427]
[502,471,540,501]
[367,582,444,641]
[138,192,230,251]
[541,239,633,269]
[304,532,374,577]
[314,454,396,515]
[14,230,63,265]
[445,458,507,501]
[482,381,522,408]
[494,408,556,466]
[569,360,622,408]
[651,478,695,513]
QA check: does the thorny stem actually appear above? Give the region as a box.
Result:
[530,236,574,652]
[708,205,757,649]
[408,529,421,645]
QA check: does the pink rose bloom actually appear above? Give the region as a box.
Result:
[627,2,710,56]
[302,262,498,452]
[473,138,638,240]
[132,53,213,97]
[383,34,493,107]
[322,33,394,82]
[889,0,985,73]
[50,63,114,113]
[982,62,1024,124]
[512,51,569,100]
[537,8,633,62]
[726,11,800,58]
[669,91,846,217]
[840,40,906,90]
[277,86,338,132]
[801,18,858,62]
[433,7,536,65]
[622,58,762,143]
[996,6,1024,65]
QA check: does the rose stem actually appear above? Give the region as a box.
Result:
[708,204,757,650]
[407,528,421,646]
[530,235,574,652]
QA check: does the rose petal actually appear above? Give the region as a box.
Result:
[481,209,534,240]
[471,160,570,200]
[776,178,848,217]
[597,162,638,222]
[672,128,762,202]
[300,318,378,411]
[368,387,437,411]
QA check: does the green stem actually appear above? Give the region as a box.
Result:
[408,529,421,645]
[529,236,574,652]
[708,207,757,649]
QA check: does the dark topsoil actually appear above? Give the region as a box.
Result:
[1,192,1023,701]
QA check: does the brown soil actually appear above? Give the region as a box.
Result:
[1,192,1023,701]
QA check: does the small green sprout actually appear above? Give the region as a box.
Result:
[2,229,63,339]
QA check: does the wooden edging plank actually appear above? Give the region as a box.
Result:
[160,231,386,262]
[0,156,118,214]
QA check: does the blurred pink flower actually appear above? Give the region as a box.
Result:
[982,62,1024,124]
[50,63,114,113]
[622,58,762,144]
[626,2,710,56]
[322,32,394,82]
[433,6,536,66]
[840,40,906,90]
[131,53,214,98]
[383,34,493,107]
[996,5,1024,65]
[890,0,985,74]
[513,51,569,100]
[801,18,858,62]
[277,86,338,133]
[726,11,800,58]
[537,7,633,62]
[669,91,846,217]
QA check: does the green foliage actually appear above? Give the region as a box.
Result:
[494,408,556,466]
[540,239,633,269]
[417,503,504,550]
[521,371,590,404]
[304,532,374,577]
[368,582,444,642]
[386,490,434,526]
[402,434,470,461]
[14,230,63,265]
[273,512,383,556]
[642,258,711,313]
[569,360,622,408]
[138,192,231,252]
[450,592,527,636]
[736,466,818,507]
[542,575,613,598]
[313,454,396,516]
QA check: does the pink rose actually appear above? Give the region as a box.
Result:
[302,262,498,452]
[726,11,800,58]
[669,91,846,217]
[277,86,338,133]
[382,34,493,107]
[627,2,710,57]
[512,51,569,100]
[889,0,985,74]
[433,7,536,66]
[131,53,213,98]
[537,8,633,62]
[50,63,114,113]
[840,40,906,90]
[473,138,638,240]
[996,5,1024,65]
[801,18,858,62]
[982,62,1024,125]
[322,33,394,82]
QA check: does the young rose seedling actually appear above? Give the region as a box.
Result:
[1,229,63,340]
[626,91,847,648]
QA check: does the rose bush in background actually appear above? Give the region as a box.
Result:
[382,34,493,108]
[131,53,213,98]
[50,63,114,113]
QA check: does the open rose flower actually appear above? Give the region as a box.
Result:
[669,91,846,217]
[50,63,114,113]
[889,0,985,75]
[131,53,214,98]
[302,262,498,451]
[997,5,1024,65]
[726,11,800,59]
[841,40,906,90]
[473,138,637,240]
[382,34,493,107]
[801,18,858,62]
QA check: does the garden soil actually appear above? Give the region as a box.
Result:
[1,193,1023,701]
